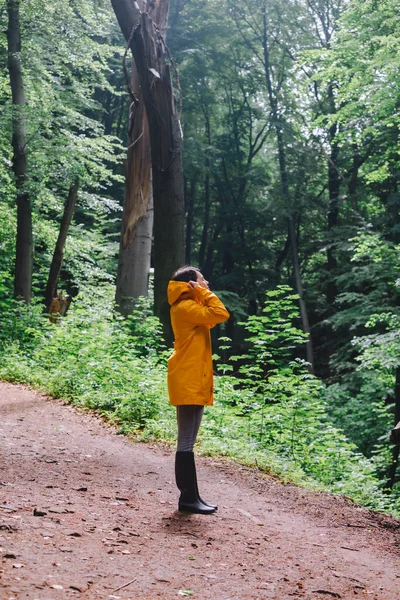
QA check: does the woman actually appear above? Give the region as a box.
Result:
[167,266,230,514]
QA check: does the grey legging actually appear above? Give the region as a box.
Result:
[176,405,204,452]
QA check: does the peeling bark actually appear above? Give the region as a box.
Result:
[112,0,185,340]
[115,56,153,314]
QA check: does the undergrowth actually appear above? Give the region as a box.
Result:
[0,285,398,517]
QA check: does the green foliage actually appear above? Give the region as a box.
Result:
[325,232,400,475]
[328,229,400,375]
[0,290,168,430]
[0,295,45,350]
[238,286,308,372]
[208,286,395,512]
[204,373,390,512]
[324,379,392,458]
[125,296,167,359]
[1,0,126,298]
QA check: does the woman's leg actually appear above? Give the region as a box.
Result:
[176,405,204,452]
[175,405,216,514]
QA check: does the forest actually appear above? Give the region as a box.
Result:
[1,0,400,515]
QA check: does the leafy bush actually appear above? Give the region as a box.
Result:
[0,291,169,432]
[204,286,394,511]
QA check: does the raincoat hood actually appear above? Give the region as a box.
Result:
[167,280,192,305]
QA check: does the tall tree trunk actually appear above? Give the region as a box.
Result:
[115,0,161,313]
[44,182,78,310]
[7,0,32,303]
[326,86,340,308]
[199,111,211,269]
[111,0,185,341]
[115,56,153,315]
[203,219,223,284]
[262,3,314,370]
[185,176,196,265]
[116,180,154,311]
[275,230,291,282]
[115,0,171,315]
[198,169,210,269]
[288,213,313,369]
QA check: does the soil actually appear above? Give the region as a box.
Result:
[1,381,400,600]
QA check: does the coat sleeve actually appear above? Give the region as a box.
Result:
[178,288,230,326]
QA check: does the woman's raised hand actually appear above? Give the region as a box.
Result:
[188,279,209,290]
[188,272,209,290]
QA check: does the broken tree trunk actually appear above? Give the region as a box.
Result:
[115,56,153,314]
[44,182,78,311]
[7,0,32,303]
[111,0,185,342]
[115,0,164,313]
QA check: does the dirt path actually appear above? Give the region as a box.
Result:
[1,382,400,600]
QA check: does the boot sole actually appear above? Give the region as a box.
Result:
[179,503,217,515]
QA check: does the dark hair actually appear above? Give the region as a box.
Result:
[171,265,200,283]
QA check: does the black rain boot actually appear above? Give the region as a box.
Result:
[175,451,217,514]
[193,458,217,510]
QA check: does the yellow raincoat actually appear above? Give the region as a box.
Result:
[167,281,230,406]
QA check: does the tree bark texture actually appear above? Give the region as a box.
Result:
[115,0,164,312]
[115,57,153,314]
[111,0,185,341]
[7,0,32,303]
[116,175,154,313]
[44,182,78,310]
